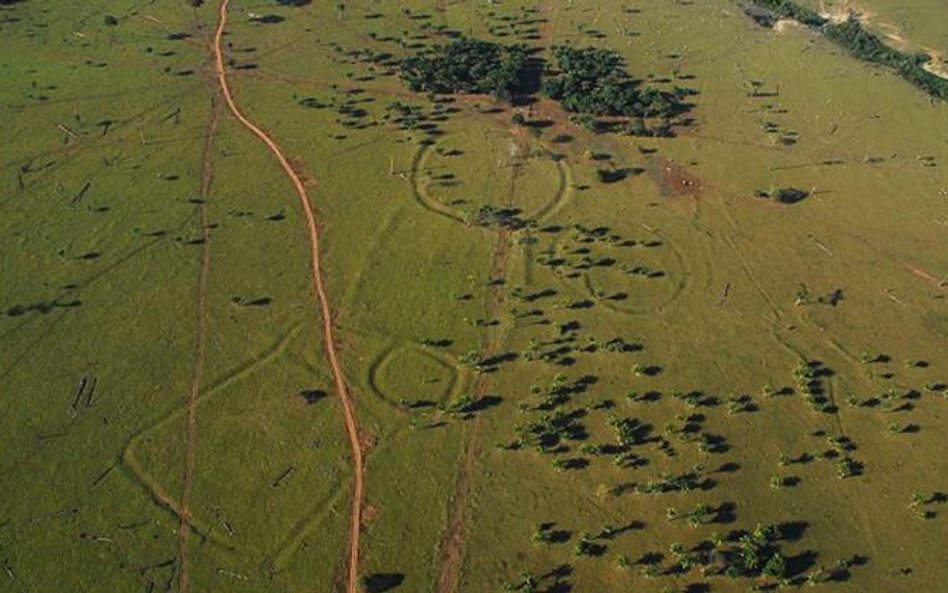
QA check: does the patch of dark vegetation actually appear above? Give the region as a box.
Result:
[631,468,712,494]
[501,564,573,593]
[231,296,273,307]
[596,167,643,184]
[463,204,533,230]
[744,6,778,27]
[755,186,809,204]
[511,408,589,452]
[749,0,827,27]
[623,116,673,138]
[398,40,696,134]
[793,360,840,415]
[298,389,328,404]
[649,521,865,585]
[7,299,81,317]
[249,14,285,24]
[361,573,404,593]
[438,394,502,419]
[542,46,693,120]
[399,38,531,101]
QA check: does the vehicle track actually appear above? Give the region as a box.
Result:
[436,228,511,593]
[210,3,365,593]
[436,132,525,593]
[436,6,556,589]
[176,95,219,593]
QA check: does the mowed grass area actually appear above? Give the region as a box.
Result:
[2,1,947,593]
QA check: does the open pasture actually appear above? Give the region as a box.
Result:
[1,1,945,592]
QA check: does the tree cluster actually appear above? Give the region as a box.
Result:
[542,45,691,119]
[399,38,530,100]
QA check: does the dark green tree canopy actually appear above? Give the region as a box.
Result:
[398,40,696,132]
[399,38,530,100]
[542,45,692,119]
[750,0,827,27]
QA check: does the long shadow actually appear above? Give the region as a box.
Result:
[512,49,546,106]
[777,520,808,542]
[362,573,404,593]
[786,550,819,578]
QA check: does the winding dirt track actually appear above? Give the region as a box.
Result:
[211,3,364,593]
[176,97,218,593]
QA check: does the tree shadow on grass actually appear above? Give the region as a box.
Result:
[298,389,327,404]
[362,573,404,593]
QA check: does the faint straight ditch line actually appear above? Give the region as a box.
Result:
[176,94,219,593]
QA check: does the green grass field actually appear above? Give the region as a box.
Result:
[799,0,947,53]
[1,1,946,592]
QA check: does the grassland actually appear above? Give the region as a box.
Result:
[1,1,946,593]
[800,0,947,54]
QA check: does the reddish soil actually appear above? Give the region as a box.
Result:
[652,157,704,198]
[207,4,366,593]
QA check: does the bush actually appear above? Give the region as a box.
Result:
[755,186,809,204]
[625,118,651,137]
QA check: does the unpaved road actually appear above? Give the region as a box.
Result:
[207,3,365,593]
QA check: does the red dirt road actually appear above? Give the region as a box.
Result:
[205,3,365,593]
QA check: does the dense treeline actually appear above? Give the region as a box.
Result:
[399,38,530,100]
[542,46,691,119]
[749,1,947,101]
[750,0,826,27]
[824,17,948,101]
